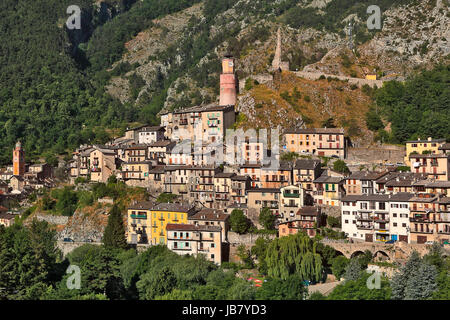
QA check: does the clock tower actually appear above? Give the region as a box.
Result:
[13,141,25,176]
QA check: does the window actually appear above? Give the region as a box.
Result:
[345,220,349,224]
[211,243,215,248]
[393,213,397,217]
[402,223,407,227]
[209,233,213,238]
[211,254,215,260]
[393,223,397,227]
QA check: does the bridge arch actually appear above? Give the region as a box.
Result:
[373,250,391,262]
[350,250,366,259]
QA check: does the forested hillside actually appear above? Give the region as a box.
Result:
[0,0,448,165]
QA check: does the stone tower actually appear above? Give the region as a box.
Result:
[219,53,238,106]
[13,141,25,176]
[271,27,289,72]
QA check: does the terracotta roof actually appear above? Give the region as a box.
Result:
[214,172,236,178]
[406,138,445,143]
[151,202,195,213]
[294,159,321,170]
[189,208,229,221]
[346,171,388,181]
[148,140,176,148]
[285,128,344,134]
[297,206,320,216]
[247,188,280,193]
[166,223,221,232]
[128,201,154,210]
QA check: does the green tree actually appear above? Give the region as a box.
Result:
[404,263,438,300]
[265,233,323,282]
[390,251,423,300]
[333,160,350,174]
[0,220,61,299]
[237,244,254,269]
[259,207,276,230]
[136,266,177,300]
[255,275,307,300]
[328,271,391,300]
[331,256,349,280]
[230,209,249,234]
[103,205,128,249]
[343,258,362,281]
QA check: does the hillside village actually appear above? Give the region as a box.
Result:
[1,36,448,267]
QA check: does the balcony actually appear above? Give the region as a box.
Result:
[373,216,389,223]
[283,192,300,198]
[91,167,101,172]
[356,215,373,221]
[410,229,433,234]
[130,214,147,219]
[356,224,373,230]
[284,203,299,208]
[374,225,390,231]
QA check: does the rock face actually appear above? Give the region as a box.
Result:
[57,208,109,242]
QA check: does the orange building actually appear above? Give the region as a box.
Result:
[13,141,25,176]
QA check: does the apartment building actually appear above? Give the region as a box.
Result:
[166,224,222,264]
[278,206,322,238]
[188,166,219,208]
[284,128,346,158]
[213,172,235,209]
[122,160,152,187]
[313,174,345,206]
[166,140,194,165]
[137,126,165,144]
[247,188,280,215]
[150,203,196,245]
[239,163,264,188]
[260,161,292,189]
[90,146,117,183]
[230,175,251,205]
[345,171,388,195]
[147,140,176,165]
[292,159,322,194]
[163,166,192,196]
[412,180,450,197]
[188,208,230,242]
[122,145,147,163]
[388,193,413,243]
[279,185,304,222]
[404,137,446,165]
[160,104,235,143]
[409,154,450,181]
[409,193,439,244]
[341,194,411,243]
[127,201,154,244]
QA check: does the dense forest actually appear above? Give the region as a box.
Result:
[367,65,450,143]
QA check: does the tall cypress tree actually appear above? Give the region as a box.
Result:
[103,205,128,249]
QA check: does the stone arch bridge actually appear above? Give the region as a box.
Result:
[321,239,450,262]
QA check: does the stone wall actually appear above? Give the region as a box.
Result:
[294,71,384,88]
[228,231,277,263]
[35,214,69,225]
[347,146,405,164]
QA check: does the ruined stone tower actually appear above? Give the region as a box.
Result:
[219,53,238,106]
[271,27,289,72]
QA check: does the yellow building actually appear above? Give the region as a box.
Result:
[127,201,154,245]
[404,137,446,165]
[150,203,196,245]
[365,74,377,80]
